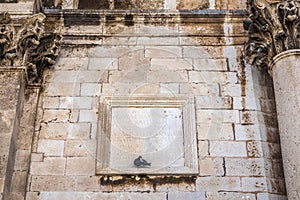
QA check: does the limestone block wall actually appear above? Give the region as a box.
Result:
[14,10,287,200]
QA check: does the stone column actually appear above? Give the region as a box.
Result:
[270,50,300,199]
[0,67,26,199]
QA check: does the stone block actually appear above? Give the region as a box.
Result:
[240,111,258,125]
[196,177,241,192]
[155,182,195,192]
[246,141,263,158]
[137,37,179,46]
[228,58,239,71]
[69,109,79,123]
[133,84,160,94]
[75,176,100,192]
[102,83,142,95]
[225,158,265,176]
[242,177,268,192]
[79,110,98,123]
[40,123,91,139]
[183,46,224,59]
[109,68,148,83]
[199,157,224,176]
[37,139,64,157]
[44,83,80,97]
[266,178,286,194]
[210,141,247,157]
[30,175,76,191]
[196,110,240,124]
[43,97,60,109]
[55,57,89,70]
[188,71,238,84]
[145,47,182,58]
[193,58,227,71]
[38,192,167,200]
[151,59,193,70]
[47,71,108,83]
[198,140,209,157]
[215,0,247,9]
[30,157,66,175]
[206,192,256,200]
[64,139,96,157]
[43,110,70,123]
[10,171,27,194]
[14,150,30,171]
[179,36,226,46]
[262,142,282,160]
[221,84,242,97]
[257,193,287,200]
[160,83,179,94]
[89,46,139,58]
[179,83,219,96]
[31,153,43,162]
[59,97,94,109]
[103,36,137,46]
[198,123,234,140]
[118,49,149,71]
[25,192,38,200]
[196,96,232,109]
[147,70,188,83]
[234,124,262,141]
[260,99,276,113]
[168,192,205,200]
[80,83,102,96]
[38,192,87,200]
[233,97,259,110]
[66,157,95,175]
[88,58,118,70]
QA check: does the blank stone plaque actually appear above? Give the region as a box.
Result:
[96,96,198,175]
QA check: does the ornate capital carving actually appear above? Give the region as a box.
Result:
[0,12,61,84]
[244,0,300,71]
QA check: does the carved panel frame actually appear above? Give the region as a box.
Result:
[96,95,198,175]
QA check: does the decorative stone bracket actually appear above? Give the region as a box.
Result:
[244,0,300,72]
[0,12,61,84]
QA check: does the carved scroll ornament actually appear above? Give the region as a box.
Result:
[244,0,300,71]
[0,12,61,84]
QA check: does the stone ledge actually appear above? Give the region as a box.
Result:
[44,9,247,25]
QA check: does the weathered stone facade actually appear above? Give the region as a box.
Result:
[0,0,295,199]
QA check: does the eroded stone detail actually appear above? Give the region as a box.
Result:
[244,0,300,71]
[0,12,61,84]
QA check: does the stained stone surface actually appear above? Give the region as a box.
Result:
[110,107,184,171]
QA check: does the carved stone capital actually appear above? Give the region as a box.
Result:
[0,12,61,84]
[244,0,300,72]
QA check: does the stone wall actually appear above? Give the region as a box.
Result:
[12,10,286,200]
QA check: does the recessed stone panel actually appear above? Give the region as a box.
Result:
[96,96,198,175]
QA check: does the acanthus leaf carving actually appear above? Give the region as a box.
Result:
[0,12,61,84]
[244,0,300,72]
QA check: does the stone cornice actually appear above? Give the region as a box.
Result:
[244,0,300,71]
[45,9,247,24]
[0,12,61,84]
